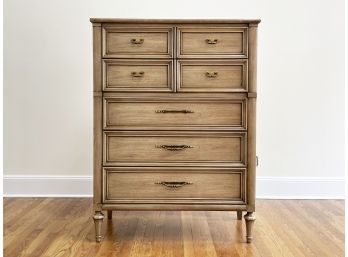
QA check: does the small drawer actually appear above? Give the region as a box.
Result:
[103,131,246,166]
[103,60,174,92]
[177,60,247,92]
[103,96,247,130]
[102,27,174,58]
[103,167,246,204]
[177,27,247,58]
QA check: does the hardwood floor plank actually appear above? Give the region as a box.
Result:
[128,211,152,257]
[295,200,344,248]
[182,211,195,257]
[254,201,310,257]
[4,198,46,230]
[190,211,218,257]
[259,201,315,257]
[99,211,139,257]
[161,211,184,257]
[3,198,345,257]
[303,200,345,238]
[205,211,242,257]
[4,198,58,254]
[278,200,343,257]
[30,199,90,257]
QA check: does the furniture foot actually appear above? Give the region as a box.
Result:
[244,212,256,243]
[107,210,112,220]
[93,211,104,242]
[237,211,243,220]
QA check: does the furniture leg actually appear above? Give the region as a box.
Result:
[237,211,243,220]
[107,210,112,220]
[244,212,256,243]
[93,211,104,242]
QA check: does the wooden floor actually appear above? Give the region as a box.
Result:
[4,198,344,257]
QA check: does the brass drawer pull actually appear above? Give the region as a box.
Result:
[131,38,144,44]
[155,181,193,188]
[206,39,218,44]
[206,72,218,78]
[155,110,194,114]
[131,71,145,77]
[156,145,194,151]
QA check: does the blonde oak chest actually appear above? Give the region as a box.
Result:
[90,18,260,243]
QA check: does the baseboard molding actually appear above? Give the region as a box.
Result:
[256,176,344,199]
[3,175,345,199]
[3,175,93,197]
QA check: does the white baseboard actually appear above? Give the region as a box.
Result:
[256,176,344,199]
[3,175,93,197]
[3,175,345,199]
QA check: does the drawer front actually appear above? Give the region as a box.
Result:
[103,131,246,166]
[103,167,245,203]
[177,60,247,92]
[102,27,173,58]
[104,97,247,130]
[177,27,247,58]
[103,60,174,92]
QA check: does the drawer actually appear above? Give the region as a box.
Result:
[104,97,246,130]
[103,131,246,166]
[177,60,247,92]
[177,27,247,58]
[103,60,174,92]
[102,27,173,58]
[103,167,246,204]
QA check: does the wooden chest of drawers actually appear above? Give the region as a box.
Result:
[91,18,260,243]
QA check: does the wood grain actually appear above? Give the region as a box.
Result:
[246,25,257,212]
[104,97,246,130]
[103,59,174,92]
[93,23,103,210]
[103,131,246,165]
[177,27,248,58]
[103,169,243,201]
[102,26,173,58]
[4,198,344,257]
[90,18,261,24]
[177,59,247,92]
[92,19,260,242]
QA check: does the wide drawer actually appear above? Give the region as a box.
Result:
[103,60,174,92]
[103,131,246,166]
[177,60,247,92]
[103,97,247,130]
[103,167,246,204]
[102,27,173,58]
[177,27,247,58]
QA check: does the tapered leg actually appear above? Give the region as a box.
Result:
[244,212,256,243]
[237,211,243,220]
[93,211,104,242]
[107,210,112,220]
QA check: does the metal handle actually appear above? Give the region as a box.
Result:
[131,38,144,44]
[155,110,194,114]
[155,181,193,188]
[206,72,218,78]
[206,39,218,44]
[131,71,145,77]
[156,145,194,151]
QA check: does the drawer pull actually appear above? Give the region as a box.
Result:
[155,110,194,114]
[155,181,193,188]
[131,71,145,77]
[206,72,218,78]
[156,144,194,151]
[206,39,218,44]
[131,38,144,44]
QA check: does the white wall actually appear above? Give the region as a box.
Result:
[4,0,345,197]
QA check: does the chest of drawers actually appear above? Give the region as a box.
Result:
[91,18,260,243]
